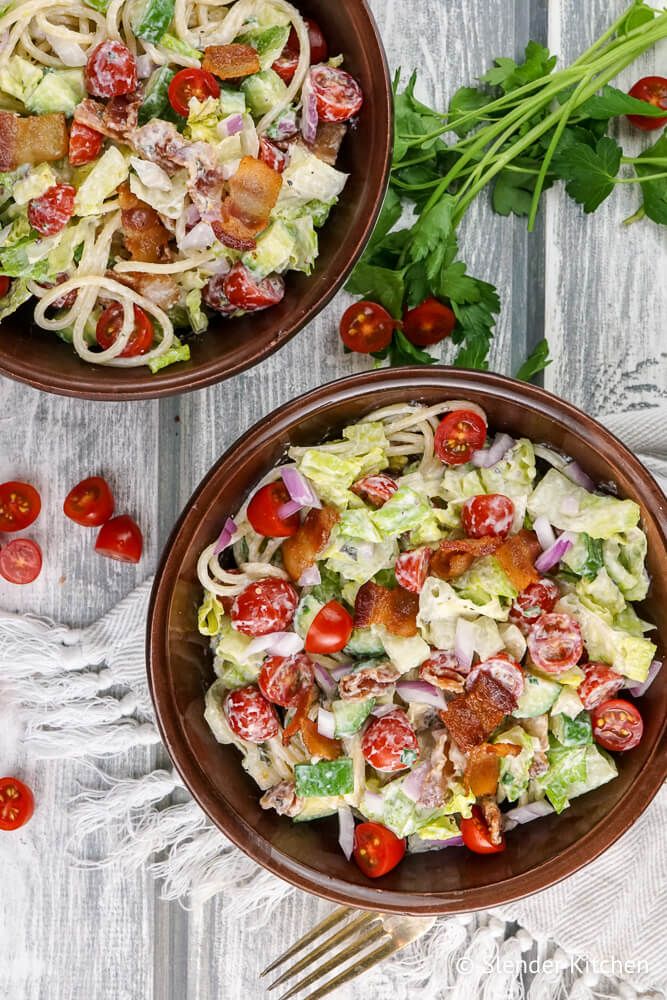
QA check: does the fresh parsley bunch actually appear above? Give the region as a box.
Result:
[346,0,667,377]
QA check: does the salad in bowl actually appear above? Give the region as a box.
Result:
[0,0,361,371]
[196,398,660,878]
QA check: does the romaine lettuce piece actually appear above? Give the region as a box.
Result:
[498,622,527,661]
[219,87,246,115]
[557,593,656,682]
[0,56,43,103]
[337,508,383,543]
[276,144,348,212]
[148,338,191,373]
[75,147,129,216]
[419,576,510,631]
[566,744,617,800]
[453,555,518,606]
[539,741,588,813]
[295,449,362,508]
[575,568,626,623]
[287,215,318,274]
[562,532,604,578]
[439,464,485,503]
[242,220,295,280]
[409,506,451,545]
[325,536,398,586]
[129,166,188,220]
[214,619,264,673]
[550,711,592,747]
[494,725,534,802]
[370,484,433,538]
[12,164,57,205]
[237,24,291,69]
[480,438,536,503]
[198,591,226,636]
[527,469,640,539]
[374,626,430,674]
[26,69,84,116]
[603,527,649,601]
[550,686,584,717]
[0,277,31,320]
[416,815,460,840]
[185,96,223,143]
[185,288,208,334]
[342,421,389,452]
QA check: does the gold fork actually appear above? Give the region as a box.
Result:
[260,906,436,999]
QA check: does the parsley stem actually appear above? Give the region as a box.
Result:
[622,205,646,225]
[391,152,436,171]
[615,171,667,183]
[621,156,667,166]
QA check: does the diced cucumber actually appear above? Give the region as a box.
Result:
[332,697,375,737]
[550,711,593,747]
[237,25,291,70]
[134,0,175,44]
[139,66,175,125]
[295,758,354,798]
[293,594,323,639]
[344,627,385,657]
[293,796,342,822]
[514,672,561,718]
[242,69,287,117]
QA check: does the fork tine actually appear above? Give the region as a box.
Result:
[276,925,389,1000]
[260,907,350,977]
[266,912,379,991]
[295,939,402,1000]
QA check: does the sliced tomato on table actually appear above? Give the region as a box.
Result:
[361,708,419,773]
[310,65,363,122]
[591,698,643,752]
[527,612,583,674]
[460,805,505,854]
[85,39,137,98]
[0,481,41,532]
[231,577,299,636]
[0,777,34,831]
[0,539,42,584]
[339,301,394,353]
[225,685,279,743]
[353,821,406,878]
[94,514,143,564]
[168,67,220,117]
[402,298,456,347]
[434,410,486,465]
[96,303,154,358]
[272,17,329,83]
[462,493,515,539]
[259,653,314,708]
[68,121,104,166]
[64,476,114,527]
[247,482,300,538]
[627,75,667,130]
[305,600,353,654]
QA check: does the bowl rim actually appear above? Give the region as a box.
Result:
[0,1,393,402]
[147,366,667,914]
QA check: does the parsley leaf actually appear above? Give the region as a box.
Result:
[389,327,436,367]
[393,69,445,162]
[552,135,622,212]
[577,84,667,122]
[451,280,500,370]
[635,131,667,225]
[515,338,552,381]
[406,195,456,264]
[493,168,538,216]
[481,41,557,94]
[344,262,405,318]
[448,86,492,137]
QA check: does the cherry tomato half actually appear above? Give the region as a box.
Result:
[225,684,279,743]
[460,805,505,854]
[434,410,486,465]
[394,548,432,593]
[64,476,115,528]
[361,708,419,772]
[627,76,667,130]
[403,298,456,347]
[0,777,34,831]
[231,577,299,636]
[591,698,643,752]
[0,481,41,532]
[0,539,42,584]
[94,514,143,564]
[222,263,285,312]
[353,821,406,878]
[168,67,220,117]
[247,482,300,538]
[509,578,560,634]
[272,18,328,83]
[339,300,394,354]
[310,65,363,123]
[28,184,76,237]
[577,662,624,711]
[0,276,10,298]
[258,653,314,708]
[462,493,515,539]
[68,120,104,167]
[305,600,354,654]
[96,303,154,358]
[527,612,583,674]
[85,39,137,99]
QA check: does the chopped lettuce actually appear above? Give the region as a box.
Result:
[26,69,84,116]
[557,593,656,682]
[213,619,264,674]
[242,69,287,116]
[287,215,318,274]
[185,96,223,143]
[566,744,617,800]
[148,337,191,373]
[494,725,534,803]
[0,277,31,320]
[416,815,460,840]
[276,144,348,212]
[160,32,202,62]
[342,420,389,452]
[370,485,432,538]
[419,577,510,635]
[295,449,362,508]
[539,741,588,813]
[198,591,226,636]
[0,55,43,104]
[242,220,295,280]
[527,469,641,539]
[185,288,208,334]
[439,464,485,503]
[237,24,291,69]
[129,167,188,220]
[374,626,430,674]
[453,555,518,606]
[603,527,649,601]
[75,147,129,216]
[12,164,57,206]
[481,438,536,522]
[324,535,398,586]
[575,568,626,623]
[562,532,605,579]
[338,508,383,543]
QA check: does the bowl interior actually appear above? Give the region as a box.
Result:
[0,0,392,400]
[148,369,667,913]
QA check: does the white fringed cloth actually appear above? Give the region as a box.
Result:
[1,408,666,1000]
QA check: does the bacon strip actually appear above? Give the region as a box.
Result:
[202,44,261,80]
[354,581,419,638]
[430,536,503,581]
[212,156,283,250]
[0,112,67,170]
[282,506,339,582]
[259,780,303,818]
[117,182,172,263]
[338,663,399,701]
[495,529,541,591]
[301,717,341,760]
[441,672,516,753]
[300,123,348,166]
[74,95,140,140]
[464,741,522,796]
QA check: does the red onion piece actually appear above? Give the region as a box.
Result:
[371,703,396,718]
[503,799,554,831]
[301,71,318,144]
[313,663,337,699]
[213,517,237,555]
[135,54,155,79]
[454,618,475,674]
[533,515,556,552]
[298,564,321,587]
[534,532,575,574]
[246,632,304,657]
[277,499,303,519]
[628,659,662,698]
[563,461,595,492]
[396,680,447,710]
[471,433,515,469]
[273,109,299,140]
[330,663,353,681]
[338,806,355,861]
[402,761,428,802]
[179,221,216,252]
[222,113,244,136]
[317,707,335,739]
[280,467,322,514]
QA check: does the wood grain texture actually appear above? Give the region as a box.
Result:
[1,1,665,998]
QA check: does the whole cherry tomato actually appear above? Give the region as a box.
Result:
[225,685,279,743]
[627,75,667,130]
[305,600,354,654]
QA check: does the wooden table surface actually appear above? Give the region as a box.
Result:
[1,2,665,998]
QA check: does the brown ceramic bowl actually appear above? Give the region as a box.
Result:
[0,2,391,401]
[147,368,667,914]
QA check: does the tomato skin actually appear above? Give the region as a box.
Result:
[0,539,42,584]
[353,821,406,878]
[272,18,328,83]
[527,612,583,674]
[0,481,41,532]
[231,578,299,636]
[247,482,300,538]
[64,476,114,527]
[259,136,287,173]
[94,514,143,564]
[578,662,624,711]
[627,76,667,130]
[361,708,419,772]
[85,40,137,98]
[225,684,279,743]
[434,410,487,465]
[0,275,10,297]
[168,67,220,117]
[258,653,314,708]
[509,579,560,634]
[339,300,394,353]
[460,805,505,854]
[28,184,76,237]
[222,263,285,312]
[0,777,34,831]
[310,65,363,122]
[403,298,456,347]
[591,698,643,752]
[96,303,154,358]
[462,493,514,539]
[351,474,398,507]
[305,600,353,654]
[394,548,432,593]
[466,655,524,699]
[68,121,104,166]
